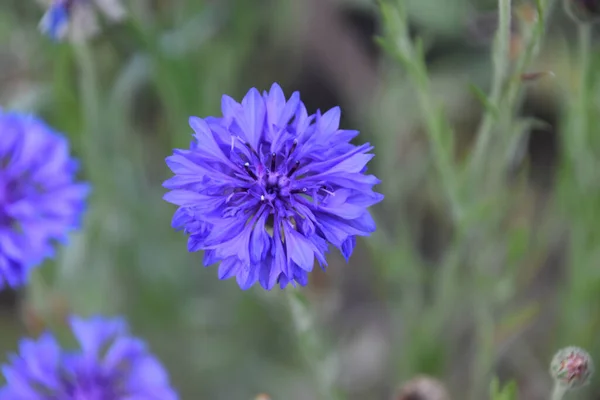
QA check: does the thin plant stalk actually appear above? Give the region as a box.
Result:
[560,21,594,342]
[285,289,342,400]
[470,0,557,177]
[577,22,592,123]
[470,0,512,173]
[378,1,556,399]
[573,22,592,172]
[468,2,511,398]
[469,2,556,397]
[550,384,567,400]
[73,43,102,161]
[504,0,558,111]
[377,1,463,222]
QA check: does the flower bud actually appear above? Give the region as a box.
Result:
[550,346,594,389]
[395,376,450,400]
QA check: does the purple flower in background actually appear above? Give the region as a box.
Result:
[164,83,383,290]
[39,0,126,42]
[0,111,88,289]
[0,316,178,399]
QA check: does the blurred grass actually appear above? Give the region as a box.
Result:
[0,0,599,399]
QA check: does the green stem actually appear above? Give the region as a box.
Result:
[379,2,463,221]
[73,43,103,173]
[73,44,100,137]
[503,0,557,112]
[285,290,341,400]
[578,23,591,126]
[561,22,594,341]
[467,3,512,398]
[413,64,463,222]
[573,23,592,171]
[470,0,558,178]
[550,383,567,400]
[471,289,495,400]
[469,0,512,174]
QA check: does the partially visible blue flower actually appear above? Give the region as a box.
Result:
[39,0,126,42]
[0,316,179,399]
[39,0,70,41]
[164,83,383,290]
[0,111,89,289]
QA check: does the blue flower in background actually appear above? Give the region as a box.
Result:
[0,111,89,289]
[0,316,179,399]
[39,0,126,42]
[164,83,383,290]
[39,0,70,41]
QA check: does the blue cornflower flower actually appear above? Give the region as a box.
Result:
[0,316,179,399]
[39,0,126,42]
[164,83,383,290]
[0,111,89,289]
[39,0,70,41]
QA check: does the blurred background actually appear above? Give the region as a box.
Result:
[0,0,599,399]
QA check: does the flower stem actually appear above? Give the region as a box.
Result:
[469,0,558,179]
[469,0,512,174]
[550,383,567,400]
[467,3,511,399]
[73,43,103,171]
[470,298,495,400]
[378,1,463,222]
[575,22,592,152]
[285,289,342,400]
[73,43,100,137]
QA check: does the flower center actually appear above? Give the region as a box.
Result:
[240,146,300,203]
[65,372,125,400]
[265,171,291,196]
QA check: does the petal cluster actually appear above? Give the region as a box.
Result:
[0,316,178,399]
[0,111,88,289]
[39,0,126,42]
[164,83,383,290]
[550,346,594,389]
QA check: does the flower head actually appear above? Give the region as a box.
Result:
[164,83,383,290]
[0,316,178,399]
[0,111,88,289]
[550,346,594,389]
[39,0,126,42]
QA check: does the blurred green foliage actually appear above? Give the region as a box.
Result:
[0,0,599,399]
